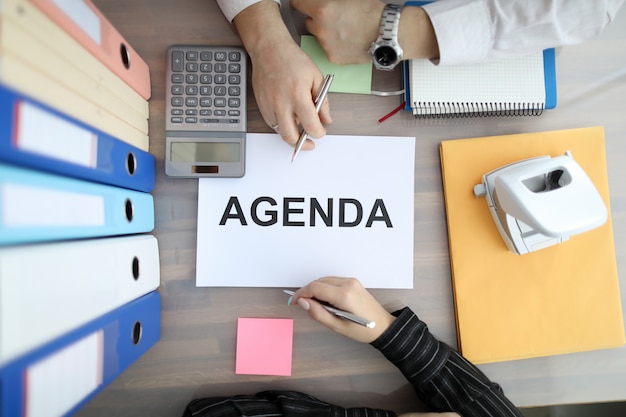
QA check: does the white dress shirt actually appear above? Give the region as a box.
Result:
[216,0,625,65]
[216,0,280,22]
[422,0,625,65]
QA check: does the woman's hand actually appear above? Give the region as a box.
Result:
[289,277,396,343]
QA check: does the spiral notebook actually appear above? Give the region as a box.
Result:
[403,49,557,118]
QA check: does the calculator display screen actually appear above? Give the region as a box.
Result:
[170,142,240,163]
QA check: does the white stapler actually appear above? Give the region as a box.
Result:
[473,151,607,255]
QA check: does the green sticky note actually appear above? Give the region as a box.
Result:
[300,35,372,94]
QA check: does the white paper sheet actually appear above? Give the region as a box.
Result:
[196,133,415,289]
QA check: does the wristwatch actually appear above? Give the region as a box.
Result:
[368,4,403,71]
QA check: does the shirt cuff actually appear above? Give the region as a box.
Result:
[216,0,282,22]
[370,307,448,383]
[420,0,493,65]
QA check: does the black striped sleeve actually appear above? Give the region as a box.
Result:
[183,391,398,417]
[370,308,523,417]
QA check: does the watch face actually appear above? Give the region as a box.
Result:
[374,46,398,67]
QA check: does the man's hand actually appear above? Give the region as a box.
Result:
[234,0,332,149]
[291,0,439,64]
[291,0,385,64]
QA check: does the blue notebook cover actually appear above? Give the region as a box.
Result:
[402,48,557,112]
[0,291,160,417]
[0,84,155,192]
[402,1,557,114]
[0,163,154,245]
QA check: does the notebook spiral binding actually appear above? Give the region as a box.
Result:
[412,102,545,119]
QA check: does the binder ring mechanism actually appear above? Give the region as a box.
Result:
[412,102,545,118]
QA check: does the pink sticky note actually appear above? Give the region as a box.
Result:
[236,318,294,376]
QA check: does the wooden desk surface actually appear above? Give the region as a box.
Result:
[81,1,626,415]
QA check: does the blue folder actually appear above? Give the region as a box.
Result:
[0,291,160,417]
[0,84,155,192]
[0,163,154,245]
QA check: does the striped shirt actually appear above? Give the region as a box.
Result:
[183,308,522,417]
[371,307,522,417]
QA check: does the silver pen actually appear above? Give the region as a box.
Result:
[283,290,376,329]
[291,74,334,163]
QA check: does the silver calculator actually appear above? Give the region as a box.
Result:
[165,45,247,177]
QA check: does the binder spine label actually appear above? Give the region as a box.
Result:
[1,183,105,227]
[25,330,103,417]
[51,0,102,45]
[15,101,98,168]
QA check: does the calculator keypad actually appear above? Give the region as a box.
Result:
[166,46,246,133]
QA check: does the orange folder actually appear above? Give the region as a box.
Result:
[440,126,625,364]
